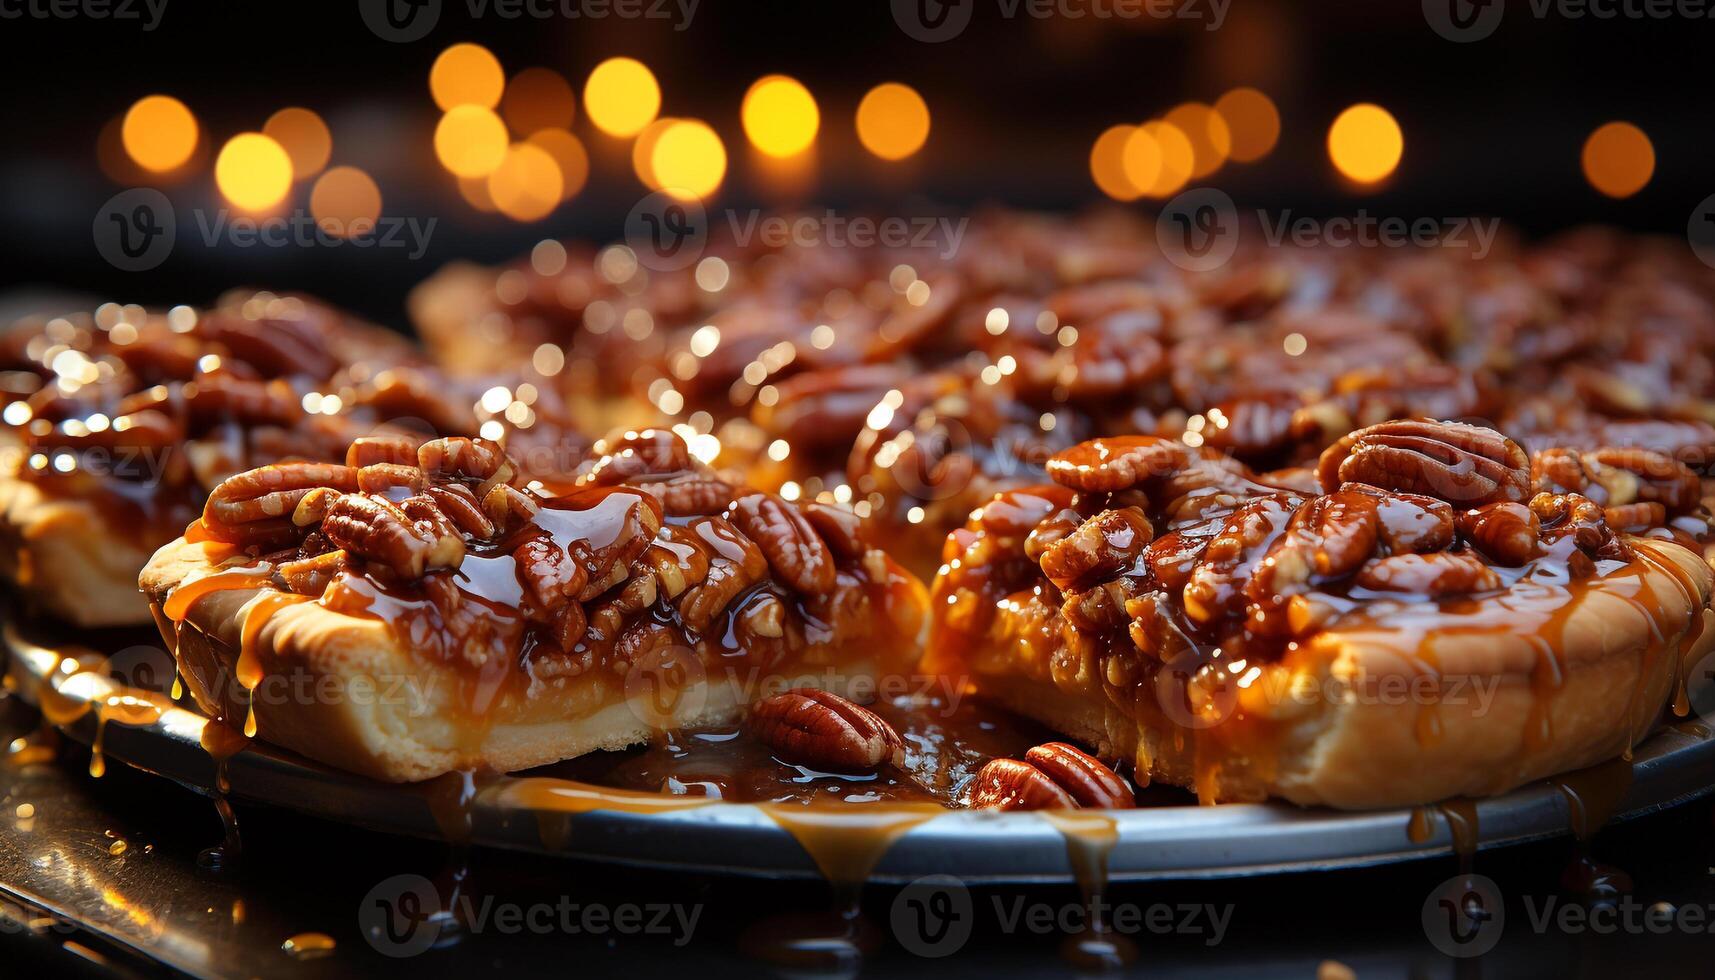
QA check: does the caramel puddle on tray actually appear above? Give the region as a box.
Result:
[1550,757,1637,903]
[1041,811,1138,970]
[280,932,336,960]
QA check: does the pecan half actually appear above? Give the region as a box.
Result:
[321,494,464,578]
[1318,420,1530,506]
[1456,501,1540,566]
[418,436,514,485]
[357,462,426,495]
[1582,447,1701,514]
[966,743,1133,810]
[204,462,359,535]
[345,433,421,468]
[747,688,904,773]
[636,477,734,517]
[725,492,836,595]
[583,428,694,485]
[1354,553,1500,596]
[277,550,344,596]
[678,516,768,632]
[426,483,495,538]
[1046,436,1190,493]
[1039,507,1153,592]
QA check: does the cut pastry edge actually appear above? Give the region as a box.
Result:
[933,538,1715,809]
[0,476,153,627]
[142,535,926,783]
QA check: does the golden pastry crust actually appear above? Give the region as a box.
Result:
[965,537,1713,808]
[144,537,912,782]
[0,473,152,627]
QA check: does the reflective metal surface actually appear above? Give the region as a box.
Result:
[7,617,1714,884]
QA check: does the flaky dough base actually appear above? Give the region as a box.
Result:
[960,539,1715,809]
[0,475,153,627]
[143,538,906,783]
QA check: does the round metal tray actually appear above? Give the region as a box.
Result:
[6,619,1713,884]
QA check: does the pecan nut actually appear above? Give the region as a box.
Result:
[1354,552,1500,596]
[1318,420,1530,506]
[966,743,1134,810]
[345,433,421,468]
[204,462,359,536]
[583,428,694,485]
[747,688,904,773]
[418,436,515,485]
[725,492,836,595]
[321,494,465,578]
[1046,436,1190,493]
[636,477,734,517]
[1456,501,1540,566]
[1039,507,1153,592]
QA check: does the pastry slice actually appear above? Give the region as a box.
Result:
[926,420,1715,808]
[140,429,927,782]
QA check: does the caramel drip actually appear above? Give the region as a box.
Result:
[200,719,250,795]
[1548,757,1634,841]
[1041,812,1137,970]
[236,592,310,738]
[1637,544,1705,718]
[759,803,944,910]
[1406,799,1480,863]
[87,693,167,779]
[415,770,483,845]
[162,566,273,622]
[280,932,336,960]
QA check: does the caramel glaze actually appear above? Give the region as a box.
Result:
[929,465,1713,806]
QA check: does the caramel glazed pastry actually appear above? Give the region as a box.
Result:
[0,292,584,628]
[141,429,927,782]
[926,419,1715,809]
[408,214,1715,585]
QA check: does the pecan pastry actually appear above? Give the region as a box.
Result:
[139,430,927,782]
[925,420,1715,808]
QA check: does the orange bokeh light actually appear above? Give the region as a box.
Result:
[1214,87,1280,163]
[1581,121,1654,199]
[122,95,198,173]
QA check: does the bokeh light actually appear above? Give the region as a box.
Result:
[856,83,930,161]
[263,107,332,180]
[1214,87,1279,163]
[1119,125,1162,198]
[310,166,381,237]
[1137,120,1194,196]
[122,95,198,173]
[458,175,498,212]
[1327,103,1403,184]
[631,117,678,189]
[501,67,576,136]
[434,105,509,178]
[650,119,726,199]
[526,128,589,202]
[430,43,505,110]
[1164,102,1231,179]
[214,133,293,211]
[584,57,661,137]
[1091,125,1142,201]
[488,142,564,221]
[1581,121,1654,198]
[742,75,819,157]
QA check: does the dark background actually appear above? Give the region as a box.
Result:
[0,0,1710,327]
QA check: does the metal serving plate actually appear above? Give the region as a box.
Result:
[7,620,1714,884]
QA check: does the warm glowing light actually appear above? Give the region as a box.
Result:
[214,133,293,211]
[856,83,930,161]
[1136,120,1194,196]
[1214,87,1279,163]
[434,105,509,178]
[430,43,505,110]
[310,166,381,237]
[631,117,678,189]
[526,128,589,202]
[1091,125,1146,200]
[1581,121,1654,199]
[263,107,332,180]
[458,175,498,212]
[501,67,576,136]
[584,57,660,137]
[1165,102,1231,179]
[650,119,726,199]
[488,142,564,221]
[742,75,819,157]
[122,95,198,173]
[1328,103,1403,184]
[1118,125,1160,198]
